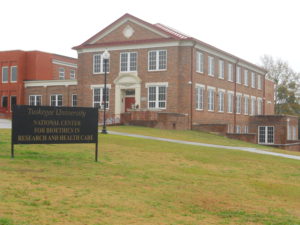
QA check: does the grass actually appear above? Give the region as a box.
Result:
[0,127,300,225]
[109,125,300,156]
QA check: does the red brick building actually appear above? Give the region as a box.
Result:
[0,50,78,116]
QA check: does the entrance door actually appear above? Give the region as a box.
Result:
[125,97,135,112]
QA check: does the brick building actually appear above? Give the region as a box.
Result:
[0,50,78,116]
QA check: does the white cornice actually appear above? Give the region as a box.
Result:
[24,80,77,88]
[145,82,168,88]
[52,59,78,68]
[90,18,169,44]
[77,41,183,54]
[90,84,112,89]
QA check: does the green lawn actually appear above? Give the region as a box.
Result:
[0,128,300,225]
[109,125,300,156]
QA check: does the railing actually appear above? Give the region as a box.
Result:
[98,112,122,126]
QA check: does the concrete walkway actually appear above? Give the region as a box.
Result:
[0,119,11,129]
[108,131,300,161]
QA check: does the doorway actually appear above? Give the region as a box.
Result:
[124,89,135,112]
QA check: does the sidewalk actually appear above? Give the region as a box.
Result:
[0,119,11,129]
[107,131,300,161]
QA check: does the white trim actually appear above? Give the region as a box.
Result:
[52,59,77,68]
[90,84,112,89]
[218,88,225,92]
[227,90,234,94]
[244,94,249,97]
[258,126,275,144]
[10,66,17,83]
[195,83,205,89]
[24,80,77,87]
[236,92,242,96]
[89,17,170,44]
[145,82,168,88]
[207,86,216,90]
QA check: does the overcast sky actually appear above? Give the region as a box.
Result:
[1,0,299,71]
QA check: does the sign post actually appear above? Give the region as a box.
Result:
[12,105,99,161]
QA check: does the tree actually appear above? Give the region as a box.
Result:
[260,55,300,114]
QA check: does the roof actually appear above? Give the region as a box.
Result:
[72,13,267,74]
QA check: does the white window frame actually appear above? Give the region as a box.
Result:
[2,66,8,83]
[29,95,42,106]
[148,50,167,71]
[120,52,137,72]
[257,75,262,90]
[244,69,248,86]
[236,66,241,84]
[236,125,241,133]
[244,95,249,115]
[218,60,224,79]
[207,86,215,111]
[257,97,262,115]
[146,84,167,109]
[251,96,256,115]
[70,70,76,80]
[93,53,110,74]
[218,89,225,112]
[251,72,256,88]
[228,63,233,82]
[236,93,242,114]
[10,66,17,83]
[208,56,214,76]
[92,87,110,109]
[258,126,274,144]
[293,126,297,140]
[50,94,63,107]
[59,68,65,80]
[227,91,234,113]
[196,84,205,110]
[196,52,204,73]
[244,126,249,133]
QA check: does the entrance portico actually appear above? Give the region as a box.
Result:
[114,73,141,116]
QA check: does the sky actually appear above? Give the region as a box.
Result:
[1,0,299,72]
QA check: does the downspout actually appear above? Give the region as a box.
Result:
[190,42,196,130]
[233,59,239,132]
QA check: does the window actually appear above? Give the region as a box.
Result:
[257,98,262,115]
[227,92,233,113]
[72,94,77,107]
[93,53,110,74]
[196,85,204,110]
[70,70,76,79]
[148,86,167,109]
[251,72,256,88]
[50,95,63,107]
[244,126,249,133]
[236,125,241,133]
[259,126,274,144]
[29,95,42,106]
[244,69,248,86]
[2,67,8,83]
[218,60,224,79]
[2,96,8,108]
[228,63,233,81]
[148,50,167,71]
[196,52,204,73]
[208,88,215,111]
[93,88,109,109]
[10,96,17,111]
[236,94,242,114]
[287,124,292,140]
[236,66,241,84]
[121,52,137,72]
[11,66,17,82]
[257,75,262,89]
[59,68,65,80]
[218,90,225,112]
[244,95,249,115]
[251,97,256,115]
[208,56,214,76]
[293,126,297,140]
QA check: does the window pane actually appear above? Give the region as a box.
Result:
[121,53,128,72]
[158,50,166,70]
[259,127,266,143]
[94,54,101,73]
[267,127,274,143]
[148,51,156,70]
[130,52,137,71]
[2,67,8,82]
[11,66,17,82]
